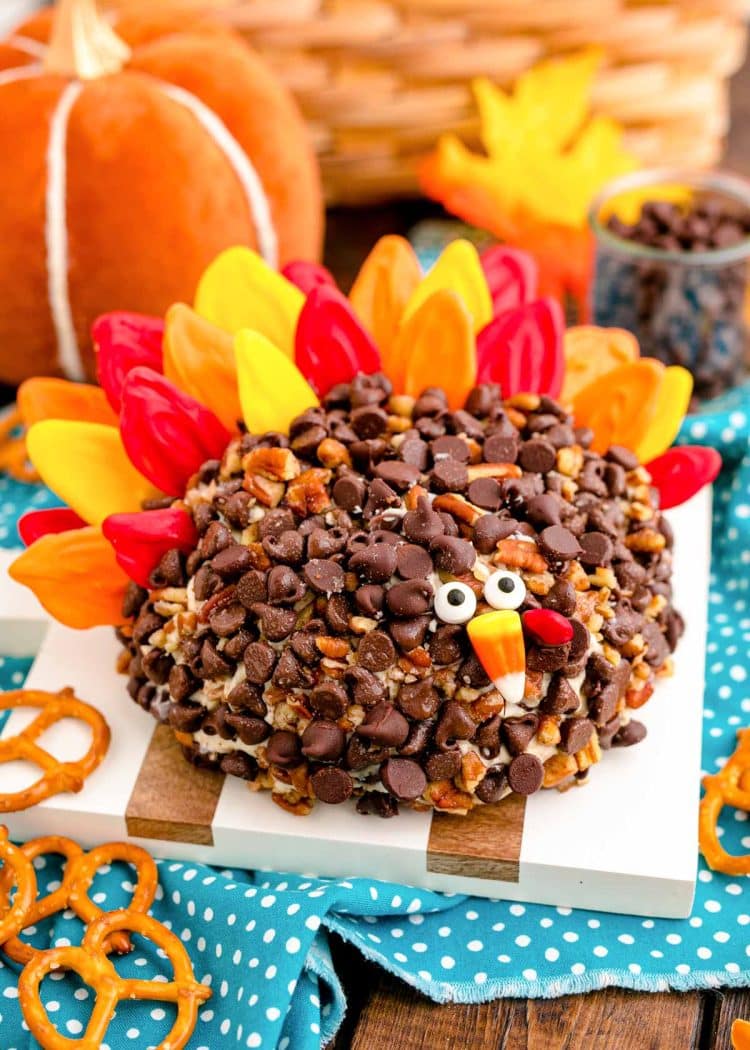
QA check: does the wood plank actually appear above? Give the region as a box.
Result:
[427,793,525,883]
[348,972,706,1049]
[707,989,750,1050]
[125,723,224,845]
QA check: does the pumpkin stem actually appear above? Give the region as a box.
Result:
[44,0,130,79]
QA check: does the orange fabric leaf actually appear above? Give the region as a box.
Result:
[163,303,242,432]
[561,325,640,403]
[17,378,118,428]
[399,289,476,409]
[348,235,422,369]
[572,359,665,455]
[9,528,129,629]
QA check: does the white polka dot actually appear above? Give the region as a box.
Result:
[523,968,537,981]
[666,934,682,945]
[705,900,722,913]
[697,947,712,960]
[730,665,747,682]
[509,904,525,916]
[203,907,214,922]
[438,926,452,937]
[305,915,321,931]
[151,1009,166,1021]
[571,963,586,976]
[593,946,608,958]
[265,965,277,980]
[563,932,579,943]
[266,1007,280,1022]
[515,935,530,947]
[246,1035,262,1048]
[467,940,483,952]
[618,935,635,945]
[440,955,455,969]
[286,937,301,954]
[726,963,741,974]
[66,1021,83,1035]
[714,931,730,944]
[412,942,427,953]
[262,930,275,944]
[45,1001,59,1013]
[260,895,276,908]
[474,972,487,984]
[628,963,641,975]
[545,948,559,962]
[676,964,690,975]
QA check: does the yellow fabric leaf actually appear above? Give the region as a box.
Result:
[235,330,319,435]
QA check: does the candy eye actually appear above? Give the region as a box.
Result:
[434,582,477,624]
[484,570,526,611]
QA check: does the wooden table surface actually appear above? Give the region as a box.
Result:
[319,57,750,1050]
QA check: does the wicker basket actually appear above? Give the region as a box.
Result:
[106,0,749,204]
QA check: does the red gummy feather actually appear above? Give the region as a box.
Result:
[480,245,538,316]
[103,508,199,588]
[475,298,564,398]
[17,507,86,547]
[93,311,165,413]
[522,608,574,647]
[282,260,337,296]
[120,367,231,497]
[646,445,722,510]
[295,285,382,396]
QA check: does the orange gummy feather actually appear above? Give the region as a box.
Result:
[398,289,477,409]
[9,527,129,629]
[571,359,664,455]
[163,303,242,432]
[17,377,118,428]
[733,1018,750,1050]
[561,325,639,403]
[348,235,422,370]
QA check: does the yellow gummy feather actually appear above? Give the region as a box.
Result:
[194,247,303,358]
[402,239,493,334]
[26,420,155,526]
[467,610,525,682]
[163,303,242,432]
[635,365,693,463]
[235,330,319,435]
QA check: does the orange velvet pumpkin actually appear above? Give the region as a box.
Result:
[0,0,323,384]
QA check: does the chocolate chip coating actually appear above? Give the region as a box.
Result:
[301,720,346,761]
[358,702,410,747]
[381,758,427,801]
[311,767,354,804]
[507,753,544,795]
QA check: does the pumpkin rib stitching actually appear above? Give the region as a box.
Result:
[154,79,278,270]
[0,64,42,88]
[45,79,85,383]
[7,36,47,59]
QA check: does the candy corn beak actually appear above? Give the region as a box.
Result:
[467,609,526,705]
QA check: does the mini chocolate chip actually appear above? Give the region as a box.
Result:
[311,680,349,719]
[220,752,258,780]
[211,544,253,579]
[568,620,590,663]
[192,503,216,536]
[390,615,430,651]
[430,535,476,575]
[430,623,466,665]
[307,527,347,559]
[606,445,639,470]
[484,433,518,462]
[141,648,172,686]
[312,766,354,804]
[168,664,197,703]
[543,580,577,617]
[363,478,401,520]
[333,474,367,512]
[507,753,543,795]
[223,490,252,528]
[602,600,641,647]
[396,544,433,579]
[350,544,398,584]
[438,512,460,537]
[400,437,430,470]
[304,559,345,594]
[200,521,232,559]
[236,570,268,609]
[459,652,491,689]
[526,643,570,673]
[351,405,387,439]
[475,715,502,759]
[224,712,270,745]
[358,702,410,747]
[560,717,594,754]
[262,530,305,566]
[374,461,421,491]
[223,629,253,662]
[267,565,306,606]
[502,714,538,756]
[243,641,277,684]
[467,478,502,510]
[133,609,163,645]
[202,704,234,740]
[597,715,622,750]
[475,767,508,804]
[266,730,303,767]
[397,679,441,720]
[465,384,499,417]
[431,435,470,463]
[168,702,204,733]
[519,439,556,474]
[473,515,517,555]
[200,638,232,679]
[357,631,396,671]
[345,666,386,708]
[208,602,247,638]
[435,700,476,750]
[642,621,670,668]
[425,750,462,780]
[403,496,445,545]
[431,459,469,493]
[302,720,346,761]
[400,719,435,757]
[579,531,614,567]
[149,548,185,588]
[589,682,619,726]
[258,508,296,540]
[386,579,433,617]
[539,525,582,562]
[527,493,563,528]
[540,674,580,715]
[226,681,266,717]
[355,584,385,617]
[381,758,427,801]
[122,581,148,620]
[324,593,351,635]
[272,649,311,690]
[613,720,647,747]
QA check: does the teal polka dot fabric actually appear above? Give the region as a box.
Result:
[0,385,748,1049]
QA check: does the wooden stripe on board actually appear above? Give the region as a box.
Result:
[125,723,224,845]
[426,793,526,883]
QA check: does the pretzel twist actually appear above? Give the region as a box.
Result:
[19,909,211,1050]
[699,728,750,875]
[0,826,37,945]
[0,689,110,812]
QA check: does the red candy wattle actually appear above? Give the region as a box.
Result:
[475,298,564,399]
[295,285,382,396]
[646,445,722,511]
[102,508,199,588]
[18,507,86,547]
[93,312,165,413]
[119,368,230,497]
[522,608,574,647]
[281,260,337,296]
[480,245,538,316]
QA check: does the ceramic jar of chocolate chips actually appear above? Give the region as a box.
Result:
[590,170,750,400]
[118,373,683,817]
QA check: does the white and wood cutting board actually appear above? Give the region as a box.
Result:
[0,488,712,918]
